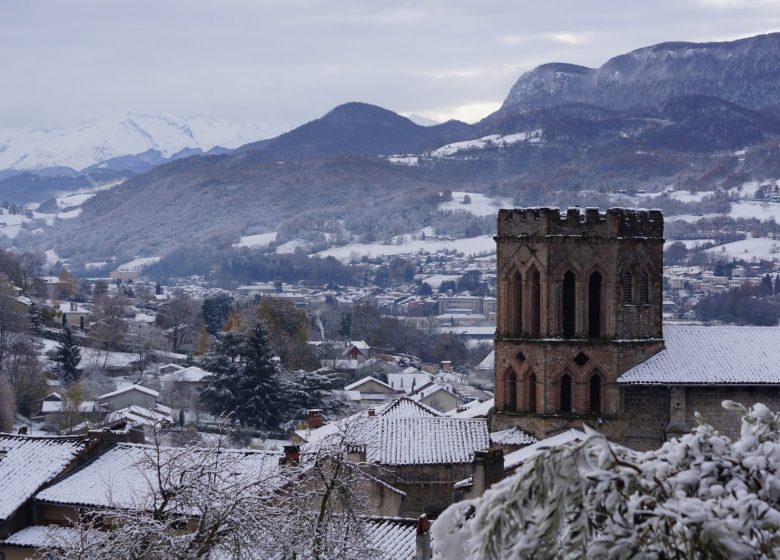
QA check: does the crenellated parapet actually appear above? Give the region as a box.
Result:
[497,207,664,240]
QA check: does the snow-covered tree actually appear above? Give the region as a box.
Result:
[52,324,81,386]
[433,401,780,560]
[200,322,283,430]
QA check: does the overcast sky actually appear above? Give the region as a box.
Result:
[2,0,780,136]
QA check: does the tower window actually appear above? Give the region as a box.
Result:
[562,271,576,338]
[515,350,526,363]
[590,372,602,415]
[504,368,517,412]
[639,272,649,305]
[621,271,633,304]
[573,351,590,367]
[560,373,572,413]
[528,371,537,413]
[511,271,523,336]
[588,271,602,338]
[530,269,541,337]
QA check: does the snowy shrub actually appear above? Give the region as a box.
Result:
[433,401,780,559]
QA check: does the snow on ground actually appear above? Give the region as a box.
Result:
[387,155,419,166]
[44,249,59,265]
[55,193,94,209]
[85,261,109,271]
[55,208,82,220]
[666,213,721,223]
[666,190,713,203]
[317,235,495,262]
[233,232,278,248]
[0,212,28,238]
[729,201,780,222]
[664,239,715,250]
[439,191,507,217]
[419,274,462,289]
[275,240,308,254]
[429,130,542,158]
[117,256,161,271]
[705,237,780,260]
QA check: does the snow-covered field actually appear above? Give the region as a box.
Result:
[664,239,715,250]
[705,237,780,260]
[317,235,495,262]
[729,201,780,222]
[55,193,95,209]
[439,192,508,217]
[429,130,542,158]
[117,256,161,271]
[418,274,463,289]
[233,232,278,248]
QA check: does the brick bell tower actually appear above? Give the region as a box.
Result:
[492,208,665,440]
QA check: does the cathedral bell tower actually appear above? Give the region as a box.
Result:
[493,208,664,439]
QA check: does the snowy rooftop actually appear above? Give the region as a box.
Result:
[446,398,495,418]
[36,443,283,510]
[387,371,435,393]
[0,434,89,521]
[477,350,494,371]
[99,384,159,400]
[490,427,537,447]
[355,417,490,465]
[618,325,780,385]
[344,376,395,392]
[364,517,434,559]
[160,365,212,383]
[1,524,84,549]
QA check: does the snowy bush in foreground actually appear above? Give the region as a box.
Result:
[433,401,780,559]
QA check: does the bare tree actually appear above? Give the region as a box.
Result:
[88,295,130,368]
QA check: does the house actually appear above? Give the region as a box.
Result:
[159,366,212,412]
[343,376,398,406]
[40,393,101,428]
[161,323,197,353]
[343,340,371,362]
[56,302,89,329]
[98,384,159,412]
[411,384,467,414]
[0,434,92,541]
[387,368,434,394]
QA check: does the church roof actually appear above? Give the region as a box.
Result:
[618,325,780,385]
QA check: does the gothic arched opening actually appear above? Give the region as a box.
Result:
[588,270,602,338]
[504,368,517,411]
[528,371,537,413]
[511,271,523,336]
[562,271,576,338]
[560,373,572,413]
[589,372,602,415]
[530,268,541,337]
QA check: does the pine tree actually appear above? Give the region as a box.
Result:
[155,282,162,295]
[761,273,774,295]
[53,325,81,387]
[200,322,283,430]
[775,274,780,295]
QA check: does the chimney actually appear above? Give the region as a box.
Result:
[471,448,504,497]
[441,360,452,373]
[70,302,77,311]
[281,444,300,466]
[346,443,367,463]
[367,408,376,417]
[415,513,432,560]
[307,409,323,429]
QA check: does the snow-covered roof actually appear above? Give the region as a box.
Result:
[446,398,495,418]
[355,417,490,465]
[376,396,443,418]
[387,372,434,394]
[477,350,494,371]
[1,524,83,549]
[36,443,283,510]
[490,427,537,447]
[0,434,89,521]
[160,365,212,383]
[344,376,395,392]
[349,340,370,351]
[364,517,434,559]
[106,405,174,426]
[42,400,98,413]
[618,325,780,385]
[99,384,159,400]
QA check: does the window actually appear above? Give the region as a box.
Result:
[640,271,650,305]
[511,271,523,336]
[560,373,572,413]
[590,373,602,415]
[588,271,602,337]
[621,271,633,304]
[528,371,537,413]
[504,368,517,411]
[530,268,541,337]
[562,271,576,338]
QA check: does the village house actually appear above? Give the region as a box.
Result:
[343,375,399,406]
[56,301,89,329]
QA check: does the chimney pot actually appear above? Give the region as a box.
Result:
[367,408,376,416]
[415,513,432,560]
[307,409,323,429]
[282,444,300,465]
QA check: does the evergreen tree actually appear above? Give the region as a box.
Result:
[53,325,81,386]
[155,282,162,295]
[775,274,780,295]
[202,293,234,334]
[761,273,774,295]
[200,322,283,430]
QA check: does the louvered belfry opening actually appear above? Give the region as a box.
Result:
[560,373,572,413]
[640,271,650,305]
[562,271,576,338]
[588,270,602,338]
[621,270,633,304]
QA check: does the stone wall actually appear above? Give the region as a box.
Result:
[392,463,472,517]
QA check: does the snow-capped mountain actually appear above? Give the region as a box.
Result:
[0,113,273,171]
